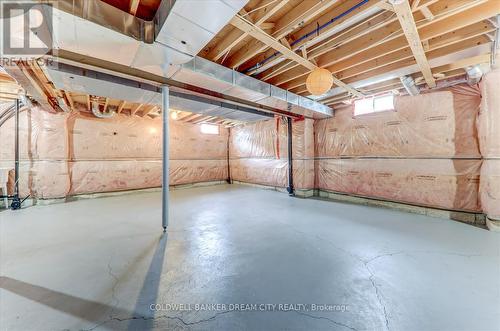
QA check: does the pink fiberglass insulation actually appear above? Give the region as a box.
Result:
[229,117,315,189]
[313,84,484,212]
[316,158,481,212]
[478,69,500,158]
[1,81,496,216]
[479,69,500,220]
[314,88,481,158]
[0,106,228,198]
[480,160,500,220]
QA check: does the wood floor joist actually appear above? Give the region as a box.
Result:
[230,13,364,97]
[268,0,492,89]
[226,0,340,69]
[390,0,436,87]
[206,0,291,62]
[323,52,490,106]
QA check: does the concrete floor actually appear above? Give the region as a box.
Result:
[1,184,499,331]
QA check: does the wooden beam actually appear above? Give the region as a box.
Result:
[247,0,385,75]
[377,1,394,11]
[207,0,290,61]
[259,22,275,30]
[117,101,126,114]
[274,0,493,90]
[131,103,143,115]
[129,0,140,16]
[227,0,339,69]
[332,24,494,81]
[0,72,15,82]
[327,53,490,105]
[430,53,490,73]
[229,15,315,70]
[183,113,203,122]
[291,34,490,95]
[64,91,75,111]
[141,105,156,117]
[392,0,436,87]
[255,10,395,79]
[420,6,434,21]
[279,37,291,49]
[333,36,489,87]
[263,0,484,87]
[230,14,363,97]
[176,111,193,121]
[192,115,214,124]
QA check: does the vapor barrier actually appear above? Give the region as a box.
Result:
[479,69,500,220]
[0,107,228,198]
[315,88,481,158]
[316,158,481,212]
[313,85,486,212]
[1,81,497,217]
[229,117,315,189]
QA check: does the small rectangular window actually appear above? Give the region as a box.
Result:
[354,98,374,116]
[354,94,394,116]
[373,94,394,112]
[200,123,219,135]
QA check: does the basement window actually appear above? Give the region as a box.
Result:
[354,94,394,116]
[200,123,219,135]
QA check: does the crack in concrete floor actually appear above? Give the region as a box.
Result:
[85,309,362,331]
[79,217,493,331]
[275,214,495,331]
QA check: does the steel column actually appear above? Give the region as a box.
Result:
[11,99,21,210]
[287,117,295,196]
[162,86,169,231]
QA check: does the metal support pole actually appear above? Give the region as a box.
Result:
[162,86,169,232]
[11,99,21,210]
[286,117,295,196]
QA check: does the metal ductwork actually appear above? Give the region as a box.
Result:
[169,56,332,118]
[465,65,483,85]
[49,0,248,65]
[91,100,116,119]
[2,0,332,118]
[44,62,273,123]
[400,75,420,96]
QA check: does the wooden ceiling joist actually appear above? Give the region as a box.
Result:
[273,0,497,93]
[207,0,290,62]
[250,0,448,85]
[323,52,490,106]
[246,0,385,76]
[391,0,436,88]
[226,0,339,69]
[230,14,364,97]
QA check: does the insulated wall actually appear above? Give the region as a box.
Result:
[315,86,483,212]
[479,69,500,220]
[229,117,314,190]
[0,106,228,198]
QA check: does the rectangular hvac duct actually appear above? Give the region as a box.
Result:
[44,62,273,123]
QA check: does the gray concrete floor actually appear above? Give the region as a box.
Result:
[1,184,499,331]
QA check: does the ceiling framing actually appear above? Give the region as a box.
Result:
[2,0,498,113]
[199,0,499,107]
